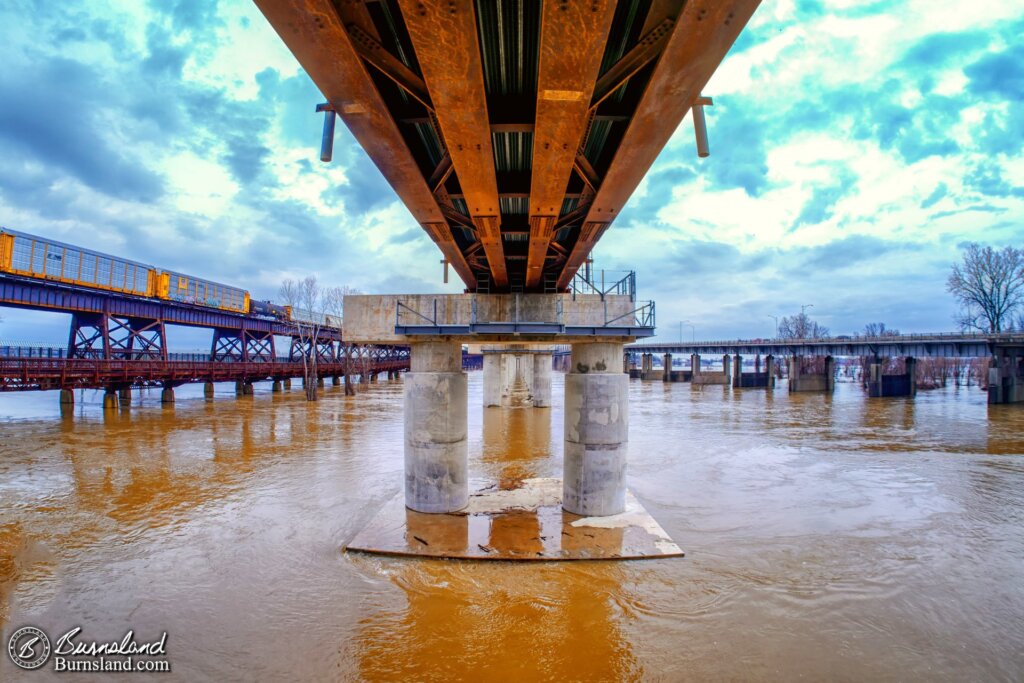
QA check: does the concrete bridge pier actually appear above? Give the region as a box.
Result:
[788,356,835,392]
[284,378,292,391]
[868,357,917,398]
[332,375,341,386]
[662,353,672,382]
[563,342,628,517]
[204,381,215,398]
[405,341,468,513]
[272,380,282,392]
[161,384,175,404]
[533,353,552,407]
[732,354,775,389]
[482,348,551,408]
[989,348,1024,404]
[692,353,730,386]
[483,353,501,407]
[59,388,74,406]
[103,389,118,410]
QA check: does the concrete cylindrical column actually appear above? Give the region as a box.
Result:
[563,342,628,517]
[59,388,74,406]
[483,353,501,407]
[272,380,282,392]
[663,353,672,382]
[118,387,132,405]
[284,378,292,390]
[161,387,174,404]
[733,354,742,388]
[405,341,468,513]
[533,353,552,407]
[103,390,118,410]
[204,381,215,398]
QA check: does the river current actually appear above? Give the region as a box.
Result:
[2,374,1023,681]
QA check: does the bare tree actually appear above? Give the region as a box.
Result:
[280,276,327,401]
[947,243,1024,333]
[862,322,900,337]
[324,285,359,396]
[778,311,829,339]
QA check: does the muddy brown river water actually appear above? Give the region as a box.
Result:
[1,373,1023,681]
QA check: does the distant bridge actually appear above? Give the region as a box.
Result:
[628,332,1024,358]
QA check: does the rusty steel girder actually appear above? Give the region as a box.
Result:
[254,0,761,293]
[558,0,761,289]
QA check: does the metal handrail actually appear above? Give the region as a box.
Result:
[570,269,636,302]
[604,300,655,327]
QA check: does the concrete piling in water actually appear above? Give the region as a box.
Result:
[284,378,292,390]
[59,388,74,406]
[483,353,501,407]
[563,342,628,517]
[663,353,672,382]
[533,353,552,407]
[404,341,468,513]
[161,387,174,404]
[332,376,341,386]
[204,382,215,398]
[118,387,131,406]
[103,390,118,410]
[272,380,282,393]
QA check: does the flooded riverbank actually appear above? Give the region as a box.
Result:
[2,375,1023,681]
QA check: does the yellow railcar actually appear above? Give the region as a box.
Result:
[0,228,155,297]
[157,271,250,314]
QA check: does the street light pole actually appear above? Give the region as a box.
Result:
[768,314,779,338]
[682,320,695,342]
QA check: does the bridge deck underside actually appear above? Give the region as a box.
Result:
[255,0,758,293]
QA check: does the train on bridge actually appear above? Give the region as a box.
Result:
[0,228,294,321]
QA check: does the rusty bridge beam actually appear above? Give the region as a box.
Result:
[525,0,616,290]
[557,0,760,290]
[399,0,508,289]
[253,0,475,288]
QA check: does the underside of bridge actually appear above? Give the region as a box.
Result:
[255,0,758,293]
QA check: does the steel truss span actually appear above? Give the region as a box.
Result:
[254,0,760,293]
[0,354,411,393]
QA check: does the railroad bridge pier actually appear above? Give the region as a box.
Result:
[343,292,653,517]
[480,345,553,409]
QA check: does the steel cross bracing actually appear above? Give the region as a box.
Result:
[254,0,760,293]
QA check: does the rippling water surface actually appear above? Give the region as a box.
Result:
[2,375,1023,681]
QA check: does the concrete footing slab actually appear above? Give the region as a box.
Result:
[345,477,683,561]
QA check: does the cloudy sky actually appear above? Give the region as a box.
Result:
[0,0,1021,345]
